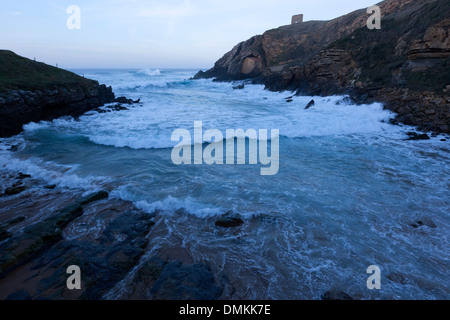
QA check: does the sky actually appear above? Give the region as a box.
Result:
[1,0,380,69]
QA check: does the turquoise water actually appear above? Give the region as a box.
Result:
[1,69,449,299]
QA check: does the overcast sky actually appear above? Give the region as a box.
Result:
[1,0,379,69]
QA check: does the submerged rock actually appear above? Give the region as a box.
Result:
[215,217,244,228]
[114,97,140,105]
[8,145,19,152]
[387,273,408,285]
[322,290,354,300]
[406,132,430,140]
[4,185,26,196]
[16,172,31,180]
[410,218,437,229]
[305,99,315,110]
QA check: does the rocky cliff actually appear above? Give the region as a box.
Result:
[195,0,450,134]
[0,50,115,137]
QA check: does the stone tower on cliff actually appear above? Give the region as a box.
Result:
[291,14,303,25]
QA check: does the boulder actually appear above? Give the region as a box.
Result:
[215,217,244,228]
[305,99,315,110]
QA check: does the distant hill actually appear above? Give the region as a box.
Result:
[0,50,115,137]
[195,0,450,134]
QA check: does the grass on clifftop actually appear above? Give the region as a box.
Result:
[0,50,96,92]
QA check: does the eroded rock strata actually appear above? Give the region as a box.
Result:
[195,0,450,133]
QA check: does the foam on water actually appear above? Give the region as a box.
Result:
[0,151,108,192]
[21,85,406,150]
[137,68,161,76]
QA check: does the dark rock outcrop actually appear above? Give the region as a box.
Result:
[0,50,115,137]
[215,217,244,228]
[195,0,450,134]
[321,290,354,300]
[305,99,315,110]
[0,191,109,276]
[406,132,430,140]
[149,261,222,300]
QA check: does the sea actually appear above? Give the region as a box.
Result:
[0,68,449,299]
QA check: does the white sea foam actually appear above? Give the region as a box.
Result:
[137,68,161,76]
[0,152,108,192]
[110,186,224,218]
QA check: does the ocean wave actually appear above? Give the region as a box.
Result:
[0,152,109,192]
[110,187,224,218]
[136,68,161,76]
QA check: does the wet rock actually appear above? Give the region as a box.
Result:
[95,104,129,113]
[0,226,12,242]
[387,273,407,285]
[0,204,156,300]
[44,184,57,190]
[0,191,109,276]
[133,258,167,284]
[389,118,400,126]
[233,84,245,90]
[149,261,222,300]
[114,96,135,104]
[79,191,109,206]
[215,217,244,228]
[305,99,315,110]
[5,290,32,300]
[6,216,26,226]
[17,172,31,179]
[4,185,26,196]
[410,218,437,229]
[110,104,129,111]
[406,132,430,140]
[286,99,293,103]
[397,114,415,126]
[8,145,19,152]
[26,210,156,299]
[336,96,356,105]
[322,290,354,300]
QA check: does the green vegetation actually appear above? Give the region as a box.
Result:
[0,50,95,92]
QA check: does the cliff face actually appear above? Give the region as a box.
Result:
[0,51,115,137]
[195,0,450,134]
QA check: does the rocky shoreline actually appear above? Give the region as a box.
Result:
[0,166,228,300]
[194,0,450,134]
[0,50,117,138]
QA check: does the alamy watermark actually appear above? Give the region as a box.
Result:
[66,5,81,30]
[66,265,81,290]
[366,265,381,290]
[367,5,381,30]
[171,121,279,176]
